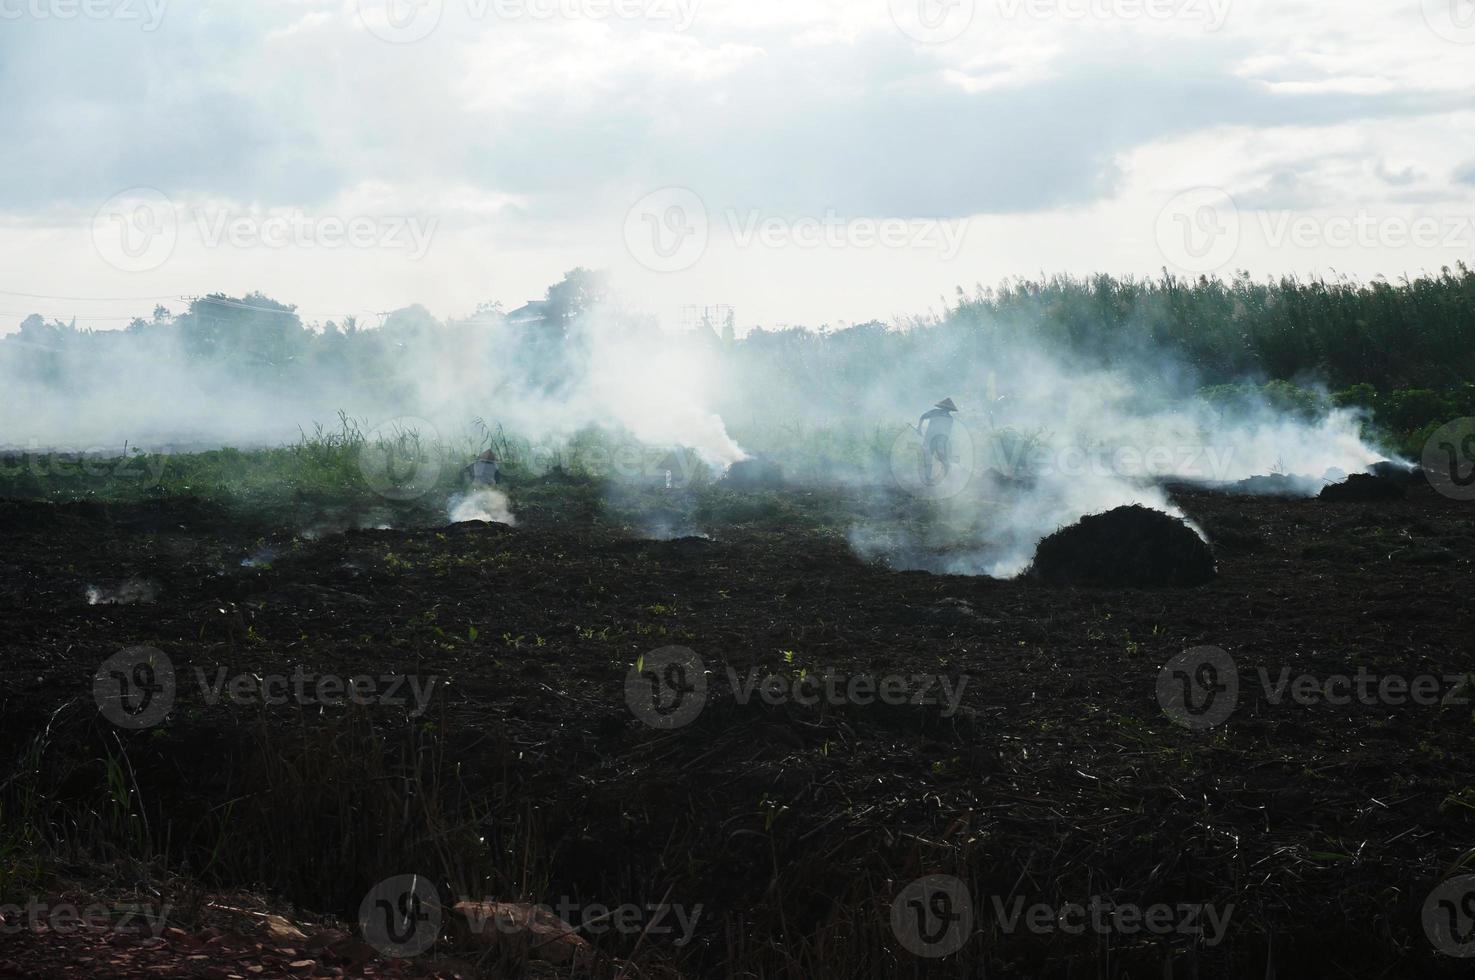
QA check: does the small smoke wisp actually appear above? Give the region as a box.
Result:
[448,489,517,525]
[241,546,277,568]
[643,520,710,541]
[86,578,159,605]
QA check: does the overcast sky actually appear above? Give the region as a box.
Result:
[1,0,1472,331]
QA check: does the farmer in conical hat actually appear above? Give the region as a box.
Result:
[466,449,500,487]
[918,398,958,485]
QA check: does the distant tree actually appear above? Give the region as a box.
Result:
[544,268,611,325]
[176,292,306,379]
[381,304,440,343]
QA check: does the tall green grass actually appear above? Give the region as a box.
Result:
[941,266,1475,390]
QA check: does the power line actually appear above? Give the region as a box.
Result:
[0,287,394,323]
[0,288,184,302]
[0,311,141,321]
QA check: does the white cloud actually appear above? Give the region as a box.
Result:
[0,0,1472,328]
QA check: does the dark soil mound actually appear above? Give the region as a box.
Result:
[722,458,784,490]
[1368,461,1421,484]
[1319,473,1406,502]
[1029,505,1217,587]
[1222,474,1309,497]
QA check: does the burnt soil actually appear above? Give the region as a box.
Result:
[1,481,1473,978]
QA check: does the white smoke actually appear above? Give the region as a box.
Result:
[1,281,1396,582]
[448,488,517,525]
[812,325,1391,578]
[86,578,159,605]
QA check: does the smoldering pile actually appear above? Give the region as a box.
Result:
[448,489,517,526]
[721,458,784,491]
[1318,463,1418,502]
[1028,505,1217,588]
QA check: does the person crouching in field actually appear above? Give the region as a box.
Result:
[918,398,957,485]
[464,450,500,487]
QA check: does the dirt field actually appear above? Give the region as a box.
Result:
[2,478,1473,978]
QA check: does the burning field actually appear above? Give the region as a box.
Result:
[1,401,1473,978]
[10,2,1475,973]
[3,262,1475,980]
